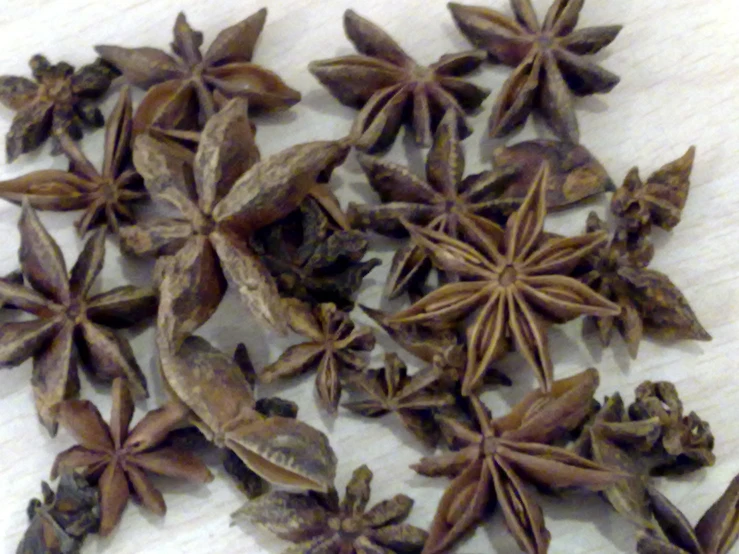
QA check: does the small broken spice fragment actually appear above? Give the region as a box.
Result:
[449,0,622,142]
[309,9,489,152]
[51,378,214,536]
[0,87,145,236]
[233,463,428,554]
[0,55,117,162]
[259,299,376,413]
[0,203,156,433]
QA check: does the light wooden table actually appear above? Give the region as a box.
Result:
[1,1,738,553]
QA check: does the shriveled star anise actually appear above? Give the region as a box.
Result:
[259,299,375,413]
[413,368,623,554]
[51,378,213,536]
[0,87,145,236]
[234,464,428,554]
[388,166,620,394]
[449,0,622,142]
[0,203,156,433]
[309,9,489,152]
[0,55,118,162]
[96,9,300,135]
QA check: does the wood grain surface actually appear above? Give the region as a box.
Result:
[1,0,738,552]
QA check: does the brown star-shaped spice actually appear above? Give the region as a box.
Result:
[580,212,710,358]
[234,464,428,554]
[413,369,623,554]
[0,203,156,433]
[0,87,145,236]
[309,9,490,152]
[51,378,214,536]
[0,55,117,162]
[259,300,375,413]
[96,9,300,134]
[343,352,455,448]
[120,98,349,340]
[449,0,622,142]
[388,166,620,394]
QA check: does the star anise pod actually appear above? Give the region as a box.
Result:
[0,270,23,309]
[388,166,620,394]
[0,203,156,433]
[580,212,710,358]
[637,475,739,554]
[309,9,489,152]
[0,87,145,236]
[120,98,349,340]
[233,463,428,554]
[259,299,376,413]
[0,55,117,162]
[96,9,300,135]
[413,368,624,554]
[449,0,622,142]
[343,352,455,448]
[50,378,213,536]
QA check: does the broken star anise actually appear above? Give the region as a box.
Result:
[0,54,117,162]
[309,9,490,152]
[0,203,156,433]
[449,0,622,142]
[0,87,145,236]
[51,378,213,536]
[233,463,428,554]
[388,166,620,394]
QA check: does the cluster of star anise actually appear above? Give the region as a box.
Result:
[1,3,735,554]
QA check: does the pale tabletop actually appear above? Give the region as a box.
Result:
[1,0,738,553]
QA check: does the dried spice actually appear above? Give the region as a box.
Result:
[251,196,380,309]
[413,369,623,554]
[259,299,375,413]
[388,167,619,394]
[309,9,489,152]
[96,9,300,135]
[580,212,710,358]
[344,352,455,448]
[0,87,145,236]
[449,0,622,142]
[0,204,156,433]
[637,475,739,554]
[0,55,117,162]
[120,98,349,339]
[51,378,213,536]
[0,269,24,309]
[234,464,428,554]
[16,473,99,554]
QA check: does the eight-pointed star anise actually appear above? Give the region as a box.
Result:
[449,0,622,142]
[0,54,117,162]
[119,98,349,340]
[233,464,428,554]
[413,368,623,554]
[51,378,214,536]
[96,9,300,134]
[0,203,156,433]
[309,9,490,152]
[0,87,145,236]
[388,166,620,394]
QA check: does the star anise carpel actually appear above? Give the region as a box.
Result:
[388,165,620,394]
[309,9,490,152]
[449,0,622,142]
[0,203,156,433]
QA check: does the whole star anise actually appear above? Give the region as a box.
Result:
[51,379,214,536]
[449,0,622,142]
[0,203,156,433]
[0,87,145,236]
[0,55,117,162]
[309,9,490,152]
[233,464,428,554]
[388,166,620,394]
